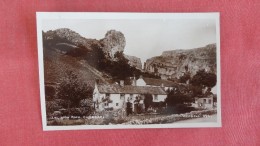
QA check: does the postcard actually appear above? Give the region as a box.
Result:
[37,12,221,130]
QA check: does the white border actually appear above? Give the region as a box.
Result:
[36,12,221,131]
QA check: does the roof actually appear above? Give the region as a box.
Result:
[97,84,167,95]
[196,94,214,99]
[142,77,177,87]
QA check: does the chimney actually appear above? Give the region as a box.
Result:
[161,83,164,87]
[132,75,137,86]
[120,80,124,87]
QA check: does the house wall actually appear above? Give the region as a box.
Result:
[109,94,125,110]
[96,93,125,111]
[124,94,145,112]
[124,94,140,102]
[164,86,174,91]
[153,94,167,102]
[92,86,100,102]
[94,92,143,111]
[93,90,167,112]
[193,97,214,109]
[136,78,146,86]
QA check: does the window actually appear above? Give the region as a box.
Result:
[120,94,125,100]
[208,99,211,104]
[130,94,133,100]
[104,103,109,106]
[154,94,158,100]
[116,103,119,106]
[203,99,206,103]
[105,93,110,98]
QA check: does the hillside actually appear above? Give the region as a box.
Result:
[43,45,111,86]
[144,44,216,79]
[43,28,145,92]
[43,28,99,51]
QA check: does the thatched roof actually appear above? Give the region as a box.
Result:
[142,77,177,87]
[97,84,167,95]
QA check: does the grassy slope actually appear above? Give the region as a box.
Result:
[44,46,110,88]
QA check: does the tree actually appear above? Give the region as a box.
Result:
[86,43,106,69]
[144,94,153,111]
[190,69,216,88]
[46,100,62,117]
[133,96,142,114]
[45,85,56,101]
[166,90,191,106]
[165,86,194,114]
[126,102,133,116]
[56,71,93,118]
[190,69,217,95]
[179,72,191,84]
[190,85,203,97]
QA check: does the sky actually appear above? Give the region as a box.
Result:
[42,18,217,64]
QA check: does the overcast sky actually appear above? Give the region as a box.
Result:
[42,18,216,63]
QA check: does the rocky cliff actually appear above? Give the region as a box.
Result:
[144,44,216,79]
[100,30,126,61]
[124,54,142,70]
[43,28,99,51]
[43,28,141,69]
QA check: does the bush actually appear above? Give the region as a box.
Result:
[69,107,93,117]
[48,119,85,126]
[52,111,62,118]
[161,105,196,114]
[70,108,82,117]
[46,100,63,117]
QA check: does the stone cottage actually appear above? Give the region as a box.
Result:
[192,94,216,109]
[135,76,178,91]
[92,80,167,113]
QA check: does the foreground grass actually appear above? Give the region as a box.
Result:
[123,109,217,125]
[47,119,86,126]
[47,109,217,126]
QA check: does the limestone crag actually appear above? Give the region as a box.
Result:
[44,28,143,71]
[100,30,126,60]
[124,54,142,70]
[144,44,216,79]
[44,28,99,51]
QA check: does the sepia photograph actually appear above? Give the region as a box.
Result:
[37,12,221,130]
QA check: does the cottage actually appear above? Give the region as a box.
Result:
[192,94,216,109]
[135,76,178,91]
[93,81,167,112]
